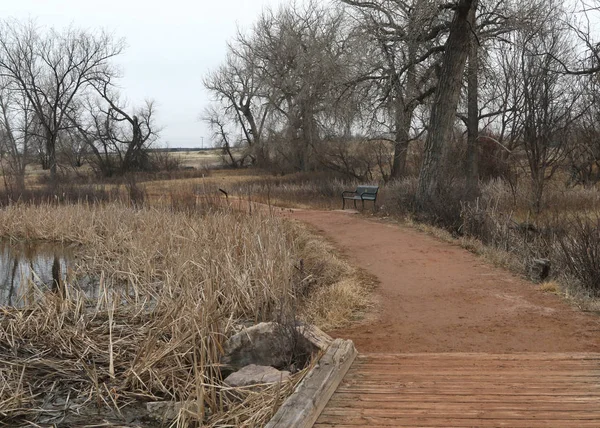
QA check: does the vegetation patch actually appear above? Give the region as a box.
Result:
[0,202,369,427]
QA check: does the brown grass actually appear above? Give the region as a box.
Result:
[540,281,561,294]
[0,201,368,427]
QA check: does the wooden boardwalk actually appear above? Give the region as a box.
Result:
[315,353,600,427]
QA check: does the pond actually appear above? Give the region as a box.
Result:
[0,240,74,307]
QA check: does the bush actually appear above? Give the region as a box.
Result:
[0,183,114,207]
[558,216,600,295]
[382,176,465,233]
[317,139,393,181]
[229,171,356,209]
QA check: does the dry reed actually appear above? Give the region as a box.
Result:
[0,201,366,426]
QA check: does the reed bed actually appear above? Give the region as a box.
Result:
[0,202,367,427]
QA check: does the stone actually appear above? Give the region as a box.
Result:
[224,364,291,387]
[221,322,295,370]
[221,321,332,370]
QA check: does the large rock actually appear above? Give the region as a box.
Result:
[221,322,294,370]
[221,322,333,371]
[224,364,291,387]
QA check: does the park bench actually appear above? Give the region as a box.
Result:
[342,185,379,210]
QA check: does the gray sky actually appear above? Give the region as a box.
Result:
[0,0,291,148]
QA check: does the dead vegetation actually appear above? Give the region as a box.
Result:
[0,201,369,427]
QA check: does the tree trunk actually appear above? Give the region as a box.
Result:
[15,172,25,192]
[391,105,412,179]
[390,41,417,180]
[531,169,545,215]
[466,25,479,196]
[416,0,477,207]
[47,131,57,182]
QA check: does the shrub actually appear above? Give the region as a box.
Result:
[558,216,600,295]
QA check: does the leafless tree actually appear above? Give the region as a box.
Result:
[202,105,246,167]
[515,4,587,213]
[76,85,158,177]
[0,77,37,191]
[459,0,522,193]
[203,47,269,165]
[416,0,477,207]
[342,0,446,179]
[237,1,354,171]
[568,76,600,186]
[0,20,123,181]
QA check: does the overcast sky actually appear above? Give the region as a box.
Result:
[0,0,294,148]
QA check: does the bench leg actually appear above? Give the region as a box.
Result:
[362,199,365,210]
[342,198,345,210]
[353,199,357,209]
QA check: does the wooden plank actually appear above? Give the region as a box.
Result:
[353,365,600,372]
[338,378,600,388]
[339,381,600,388]
[354,361,600,367]
[334,387,600,395]
[320,408,600,419]
[344,373,600,386]
[327,393,600,404]
[343,373,600,381]
[315,426,597,428]
[315,420,600,428]
[354,361,600,368]
[316,415,600,427]
[356,353,600,360]
[297,322,333,351]
[265,338,357,428]
[315,352,600,427]
[326,399,600,409]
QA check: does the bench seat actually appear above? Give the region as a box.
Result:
[342,185,379,210]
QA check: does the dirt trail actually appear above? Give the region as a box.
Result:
[286,209,600,354]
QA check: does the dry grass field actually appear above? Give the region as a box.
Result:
[3,153,600,425]
[0,164,372,426]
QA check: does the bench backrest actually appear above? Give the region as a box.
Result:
[356,185,379,200]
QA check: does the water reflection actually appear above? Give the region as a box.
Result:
[0,241,71,307]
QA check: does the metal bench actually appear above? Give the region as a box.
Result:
[342,185,379,210]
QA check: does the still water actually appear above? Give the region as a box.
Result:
[0,241,72,307]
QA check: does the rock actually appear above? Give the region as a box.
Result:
[224,364,291,387]
[221,322,332,370]
[221,322,295,370]
[529,258,551,282]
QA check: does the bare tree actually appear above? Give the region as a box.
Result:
[202,105,245,167]
[462,0,520,193]
[0,20,123,181]
[203,47,269,165]
[238,1,354,171]
[76,86,158,176]
[342,0,446,179]
[515,4,586,213]
[0,77,36,191]
[568,76,600,186]
[416,0,477,207]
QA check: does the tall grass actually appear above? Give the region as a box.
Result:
[225,172,358,209]
[0,202,367,427]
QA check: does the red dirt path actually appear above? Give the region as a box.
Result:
[287,209,600,354]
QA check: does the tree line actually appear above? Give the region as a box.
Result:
[0,20,159,192]
[204,0,600,213]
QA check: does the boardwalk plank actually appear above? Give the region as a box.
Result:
[315,353,600,427]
